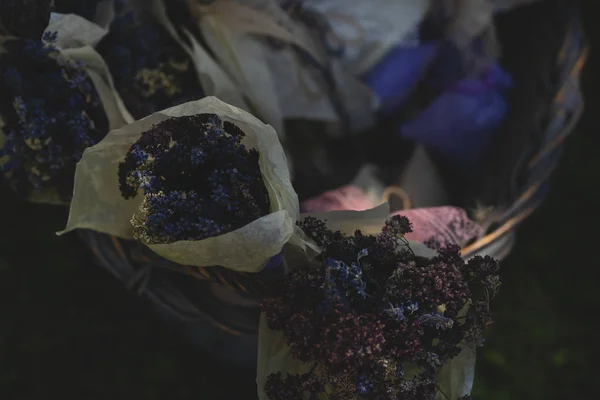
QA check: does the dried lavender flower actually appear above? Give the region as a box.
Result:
[61,97,303,272]
[261,215,500,399]
[97,8,204,119]
[118,114,270,244]
[0,33,108,201]
[0,0,53,38]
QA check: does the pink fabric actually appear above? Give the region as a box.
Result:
[300,185,375,213]
[393,207,484,249]
[300,185,483,249]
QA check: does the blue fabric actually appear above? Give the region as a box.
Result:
[265,252,284,270]
[362,44,437,116]
[399,63,513,167]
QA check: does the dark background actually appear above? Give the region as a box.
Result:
[1,2,599,399]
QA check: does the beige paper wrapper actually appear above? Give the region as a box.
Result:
[189,0,304,136]
[194,0,339,124]
[302,0,432,76]
[446,0,495,47]
[257,242,475,400]
[263,46,340,122]
[0,15,133,206]
[59,97,313,272]
[47,13,107,48]
[193,0,326,65]
[198,16,285,136]
[189,0,381,132]
[435,342,476,400]
[92,0,117,29]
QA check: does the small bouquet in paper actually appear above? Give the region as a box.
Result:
[258,214,500,400]
[60,97,312,272]
[96,1,205,119]
[0,13,131,204]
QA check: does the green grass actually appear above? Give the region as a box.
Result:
[472,130,600,399]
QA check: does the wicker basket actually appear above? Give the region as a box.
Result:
[78,0,587,367]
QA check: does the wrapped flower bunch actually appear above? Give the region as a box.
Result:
[61,97,310,272]
[117,113,270,244]
[0,31,108,202]
[97,4,204,119]
[259,215,500,400]
[0,0,54,39]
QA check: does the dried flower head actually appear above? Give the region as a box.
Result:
[262,215,500,399]
[0,0,53,38]
[118,114,270,244]
[0,33,108,201]
[97,9,204,119]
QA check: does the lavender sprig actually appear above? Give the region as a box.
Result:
[118,114,270,244]
[261,215,500,399]
[97,8,204,119]
[0,0,53,38]
[0,32,108,201]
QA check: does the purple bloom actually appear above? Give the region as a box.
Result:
[418,313,454,331]
[0,34,107,200]
[96,9,204,119]
[262,215,500,398]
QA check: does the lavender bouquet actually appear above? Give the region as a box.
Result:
[258,215,500,399]
[0,13,131,204]
[137,0,248,113]
[96,2,205,120]
[60,97,313,271]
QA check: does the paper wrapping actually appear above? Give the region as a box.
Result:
[0,14,133,205]
[446,0,496,48]
[435,342,476,400]
[187,0,309,136]
[45,13,135,131]
[302,0,432,76]
[263,46,340,122]
[188,0,379,131]
[197,17,285,135]
[140,0,249,112]
[59,97,316,272]
[92,0,117,29]
[257,242,475,399]
[194,0,327,66]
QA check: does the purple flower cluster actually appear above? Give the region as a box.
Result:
[96,7,204,120]
[0,32,108,200]
[261,215,500,399]
[0,0,53,38]
[118,114,270,244]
